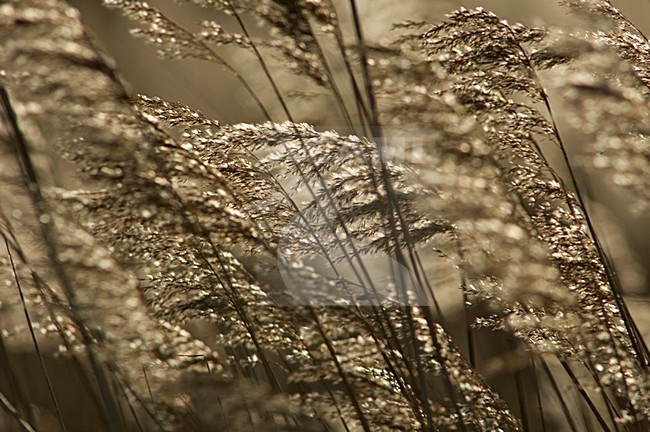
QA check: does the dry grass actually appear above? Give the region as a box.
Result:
[0,0,649,431]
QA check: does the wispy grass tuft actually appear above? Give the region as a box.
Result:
[1,0,649,431]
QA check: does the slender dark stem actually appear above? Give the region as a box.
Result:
[0,324,34,426]
[4,237,67,432]
[540,359,580,432]
[226,0,388,305]
[457,239,476,368]
[0,391,35,432]
[531,359,547,432]
[115,378,145,432]
[560,360,612,432]
[508,27,649,371]
[223,15,447,425]
[348,3,461,430]
[222,9,434,412]
[324,0,373,134]
[307,308,373,432]
[511,340,530,432]
[0,85,122,432]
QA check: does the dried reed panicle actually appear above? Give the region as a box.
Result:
[1,0,649,431]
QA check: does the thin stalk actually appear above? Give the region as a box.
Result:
[112,368,168,432]
[0,326,34,425]
[457,239,476,368]
[307,307,373,432]
[220,15,448,424]
[222,8,435,414]
[506,25,650,371]
[348,3,462,430]
[0,391,35,432]
[515,370,530,431]
[530,359,547,432]
[302,19,358,132]
[1,85,122,432]
[225,0,384,301]
[0,212,107,428]
[540,359,580,432]
[324,0,372,134]
[345,1,445,325]
[560,360,612,432]
[4,237,67,432]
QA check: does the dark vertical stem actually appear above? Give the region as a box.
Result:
[560,361,612,432]
[531,359,547,432]
[347,3,460,431]
[540,359,580,432]
[456,240,476,368]
[0,85,122,432]
[4,238,67,432]
[513,360,530,431]
[0,391,35,432]
[307,308,373,432]
[0,329,34,426]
